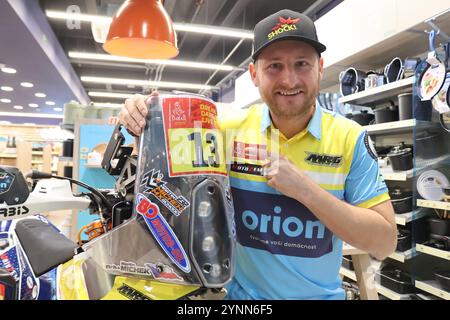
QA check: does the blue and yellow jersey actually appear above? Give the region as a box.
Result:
[219,103,389,300]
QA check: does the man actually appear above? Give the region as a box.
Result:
[119,9,397,300]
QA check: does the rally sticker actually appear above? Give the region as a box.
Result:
[135,193,191,273]
[161,97,227,177]
[140,169,190,216]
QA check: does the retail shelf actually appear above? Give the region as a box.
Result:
[375,284,411,300]
[388,248,417,263]
[417,199,450,210]
[84,163,103,169]
[32,151,60,156]
[31,160,43,165]
[0,153,17,158]
[415,280,450,300]
[339,267,356,281]
[416,243,450,261]
[380,167,414,181]
[364,119,415,135]
[395,209,428,226]
[340,267,412,299]
[338,77,414,106]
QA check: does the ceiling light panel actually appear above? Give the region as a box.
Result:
[81,76,217,90]
[68,52,240,71]
[89,91,132,99]
[21,82,34,88]
[1,67,16,74]
[46,11,253,40]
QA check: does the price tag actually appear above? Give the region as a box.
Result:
[162,97,227,177]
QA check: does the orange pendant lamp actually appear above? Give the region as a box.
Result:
[103,0,178,59]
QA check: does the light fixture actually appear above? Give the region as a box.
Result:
[45,11,111,23]
[89,91,133,99]
[1,67,16,74]
[29,103,39,108]
[45,10,253,40]
[13,105,23,110]
[24,123,36,126]
[174,23,253,39]
[103,0,178,60]
[21,82,34,88]
[53,107,63,112]
[0,98,11,103]
[68,52,241,71]
[81,76,217,90]
[1,86,13,92]
[45,101,55,106]
[0,111,63,119]
[92,102,124,108]
[35,93,47,98]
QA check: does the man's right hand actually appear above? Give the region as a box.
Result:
[118,93,149,136]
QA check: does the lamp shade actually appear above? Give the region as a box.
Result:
[103,0,178,59]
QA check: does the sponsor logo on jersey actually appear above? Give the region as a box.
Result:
[304,152,343,167]
[232,188,333,257]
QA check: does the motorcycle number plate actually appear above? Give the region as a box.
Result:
[161,97,227,177]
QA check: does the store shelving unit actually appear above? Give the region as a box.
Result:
[338,77,415,106]
[339,267,411,300]
[380,168,414,181]
[376,284,412,300]
[416,243,450,261]
[364,119,416,135]
[417,199,450,210]
[395,209,428,226]
[84,163,103,169]
[415,280,450,300]
[388,248,417,263]
[340,267,357,281]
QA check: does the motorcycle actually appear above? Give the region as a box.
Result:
[0,93,236,300]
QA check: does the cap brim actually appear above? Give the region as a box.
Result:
[252,35,326,61]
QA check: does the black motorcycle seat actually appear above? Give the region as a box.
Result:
[15,219,78,277]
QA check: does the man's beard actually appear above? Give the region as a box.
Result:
[266,90,316,119]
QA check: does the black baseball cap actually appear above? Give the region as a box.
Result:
[252,9,326,61]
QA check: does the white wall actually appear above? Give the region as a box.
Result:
[316,0,450,68]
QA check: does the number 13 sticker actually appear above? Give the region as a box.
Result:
[162,97,227,177]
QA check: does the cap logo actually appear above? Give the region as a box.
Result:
[268,17,300,40]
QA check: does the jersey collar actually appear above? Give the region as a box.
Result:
[259,103,322,140]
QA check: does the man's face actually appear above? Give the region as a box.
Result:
[249,40,324,118]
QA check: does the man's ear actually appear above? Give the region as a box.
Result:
[249,61,259,87]
[318,57,324,82]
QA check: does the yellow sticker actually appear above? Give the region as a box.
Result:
[162,97,227,177]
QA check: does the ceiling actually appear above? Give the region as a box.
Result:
[0,0,341,124]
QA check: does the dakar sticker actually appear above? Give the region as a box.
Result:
[135,193,191,273]
[140,169,190,216]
